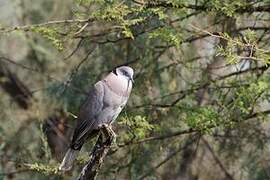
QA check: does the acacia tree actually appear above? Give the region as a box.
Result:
[0,0,270,179]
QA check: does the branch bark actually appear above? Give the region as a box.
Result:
[0,18,94,33]
[202,138,234,180]
[77,125,116,180]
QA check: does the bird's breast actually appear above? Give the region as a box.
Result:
[102,73,132,97]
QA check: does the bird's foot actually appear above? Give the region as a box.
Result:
[98,123,109,129]
[99,124,116,143]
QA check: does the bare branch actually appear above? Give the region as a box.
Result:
[202,138,234,180]
[139,134,200,179]
[77,125,116,180]
[117,128,195,148]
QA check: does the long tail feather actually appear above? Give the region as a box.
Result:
[59,148,79,171]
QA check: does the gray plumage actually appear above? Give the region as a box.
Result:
[59,66,134,171]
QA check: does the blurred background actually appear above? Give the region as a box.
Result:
[0,0,270,179]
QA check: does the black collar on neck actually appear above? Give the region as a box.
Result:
[112,68,117,75]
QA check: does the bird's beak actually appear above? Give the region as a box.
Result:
[130,77,134,84]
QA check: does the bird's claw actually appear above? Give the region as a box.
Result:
[99,123,116,143]
[98,123,109,129]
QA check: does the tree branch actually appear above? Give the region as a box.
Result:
[202,138,234,180]
[139,134,200,179]
[77,125,116,180]
[114,108,270,151]
[140,1,270,14]
[0,18,94,33]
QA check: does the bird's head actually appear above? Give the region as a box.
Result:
[113,66,134,83]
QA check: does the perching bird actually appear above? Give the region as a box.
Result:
[59,66,134,171]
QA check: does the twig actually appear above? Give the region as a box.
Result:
[74,22,89,36]
[118,128,195,148]
[202,138,234,180]
[64,38,85,60]
[62,45,97,93]
[0,18,94,33]
[0,56,61,82]
[139,134,200,179]
[0,56,87,95]
[189,24,270,53]
[139,146,184,179]
[138,1,270,14]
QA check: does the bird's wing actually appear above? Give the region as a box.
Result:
[71,81,105,149]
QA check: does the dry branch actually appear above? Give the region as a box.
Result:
[77,125,116,180]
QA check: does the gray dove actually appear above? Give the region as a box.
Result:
[59,66,134,171]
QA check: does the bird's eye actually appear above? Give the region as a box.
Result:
[122,71,128,76]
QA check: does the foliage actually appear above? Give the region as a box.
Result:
[24,163,59,176]
[0,0,270,179]
[118,115,154,140]
[184,106,221,133]
[31,27,64,51]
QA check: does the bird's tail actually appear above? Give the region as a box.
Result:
[59,148,79,171]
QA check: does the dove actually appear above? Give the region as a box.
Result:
[59,66,134,171]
